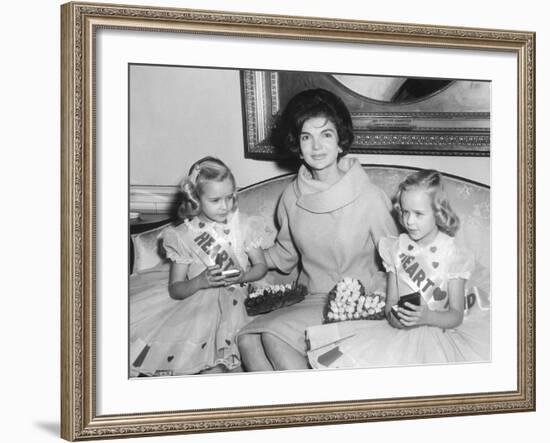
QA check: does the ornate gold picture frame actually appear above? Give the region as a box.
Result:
[61,1,535,440]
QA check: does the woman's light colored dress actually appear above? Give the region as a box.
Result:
[237,158,398,355]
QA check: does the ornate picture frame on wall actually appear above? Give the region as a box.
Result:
[61,1,535,441]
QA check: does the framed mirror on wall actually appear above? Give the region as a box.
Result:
[242,70,490,158]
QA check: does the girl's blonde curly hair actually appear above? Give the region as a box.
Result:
[178,156,236,220]
[394,169,460,237]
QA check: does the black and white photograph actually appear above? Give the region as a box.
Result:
[128,65,491,377]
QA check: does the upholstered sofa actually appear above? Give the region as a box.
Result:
[131,165,490,309]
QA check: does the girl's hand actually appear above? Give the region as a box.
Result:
[387,310,406,329]
[200,265,225,288]
[222,266,245,286]
[397,302,429,327]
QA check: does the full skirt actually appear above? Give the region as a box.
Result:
[307,308,490,369]
[129,267,250,376]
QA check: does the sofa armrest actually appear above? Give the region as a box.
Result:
[130,223,171,274]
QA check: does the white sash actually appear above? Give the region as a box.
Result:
[395,246,450,311]
[180,221,241,271]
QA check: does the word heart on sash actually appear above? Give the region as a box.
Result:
[398,252,447,308]
[193,231,236,271]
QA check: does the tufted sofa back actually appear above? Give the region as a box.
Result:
[237,166,490,270]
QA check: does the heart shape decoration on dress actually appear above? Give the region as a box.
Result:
[430,246,437,253]
[408,245,414,251]
[433,287,447,301]
[167,355,174,362]
[198,222,205,228]
[224,229,230,235]
[432,261,439,269]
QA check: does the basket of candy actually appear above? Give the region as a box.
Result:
[245,282,308,316]
[324,277,386,323]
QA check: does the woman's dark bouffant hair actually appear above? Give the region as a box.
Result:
[272,88,354,158]
[394,169,460,237]
[178,156,236,220]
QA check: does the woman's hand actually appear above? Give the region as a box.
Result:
[397,302,429,327]
[198,265,225,289]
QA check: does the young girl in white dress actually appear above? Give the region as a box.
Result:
[307,169,490,368]
[130,157,267,376]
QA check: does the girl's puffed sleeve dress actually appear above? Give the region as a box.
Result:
[237,158,398,356]
[307,232,491,369]
[129,210,262,376]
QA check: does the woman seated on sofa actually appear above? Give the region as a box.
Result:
[237,88,398,371]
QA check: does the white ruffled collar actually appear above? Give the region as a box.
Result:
[184,210,239,241]
[398,231,452,257]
